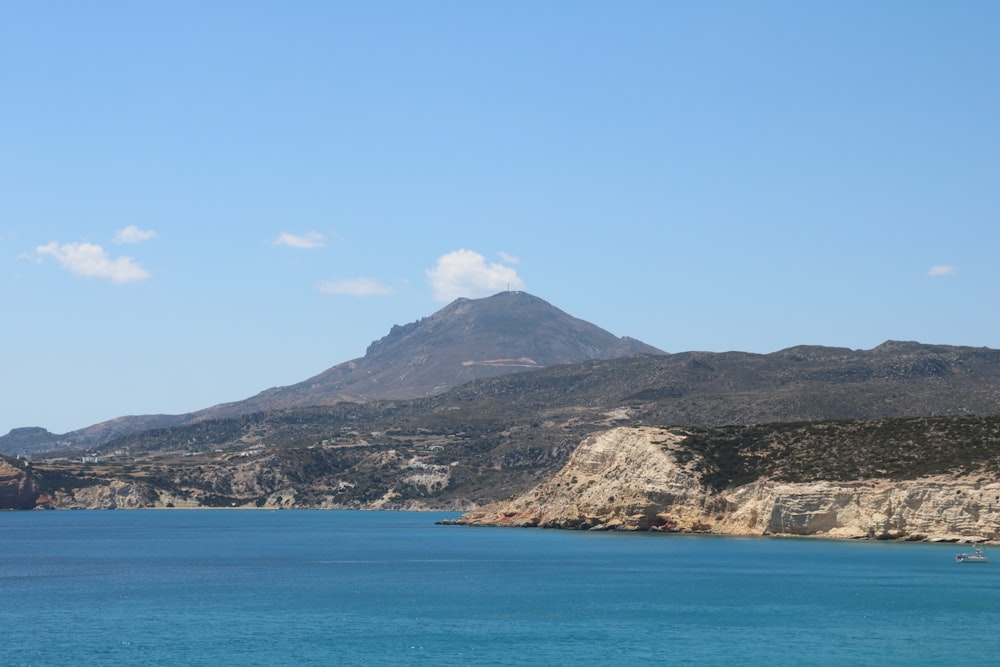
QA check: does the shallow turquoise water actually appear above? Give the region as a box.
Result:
[2,510,998,666]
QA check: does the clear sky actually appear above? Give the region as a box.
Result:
[2,2,998,435]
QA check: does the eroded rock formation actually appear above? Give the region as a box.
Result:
[0,459,49,509]
[50,480,162,510]
[452,426,1000,542]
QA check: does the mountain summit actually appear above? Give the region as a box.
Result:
[201,291,664,416]
[1,292,663,454]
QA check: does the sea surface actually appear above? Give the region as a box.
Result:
[2,510,998,666]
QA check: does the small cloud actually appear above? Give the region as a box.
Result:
[113,225,157,244]
[36,241,151,283]
[426,249,525,302]
[318,276,393,296]
[273,231,325,249]
[927,264,958,277]
[498,251,521,265]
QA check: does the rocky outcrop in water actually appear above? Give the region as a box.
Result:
[451,427,1000,542]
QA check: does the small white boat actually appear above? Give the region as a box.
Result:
[955,544,988,563]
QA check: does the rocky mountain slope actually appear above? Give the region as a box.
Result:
[34,339,1000,463]
[0,291,661,456]
[451,425,1000,542]
[196,290,662,416]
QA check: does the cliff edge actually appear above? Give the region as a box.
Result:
[451,426,1000,542]
[0,458,50,510]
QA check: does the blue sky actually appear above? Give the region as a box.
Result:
[2,2,998,435]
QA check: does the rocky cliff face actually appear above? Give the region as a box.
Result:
[0,459,49,510]
[50,480,165,510]
[452,427,1000,542]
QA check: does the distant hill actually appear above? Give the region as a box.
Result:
[0,291,662,456]
[433,340,1000,427]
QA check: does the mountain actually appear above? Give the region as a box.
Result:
[9,289,1000,518]
[82,340,1000,465]
[0,291,663,455]
[18,337,1000,512]
[6,289,1000,465]
[196,290,664,417]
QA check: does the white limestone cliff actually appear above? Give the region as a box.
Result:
[454,426,1000,542]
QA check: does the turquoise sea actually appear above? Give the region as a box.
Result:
[3,510,998,666]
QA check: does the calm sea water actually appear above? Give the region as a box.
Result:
[2,510,998,666]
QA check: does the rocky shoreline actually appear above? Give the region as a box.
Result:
[7,425,1000,545]
[447,427,1000,543]
[0,459,50,510]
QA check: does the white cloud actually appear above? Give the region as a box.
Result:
[498,251,521,264]
[318,276,393,296]
[927,264,958,277]
[36,241,151,283]
[113,225,157,244]
[273,231,325,249]
[426,249,525,302]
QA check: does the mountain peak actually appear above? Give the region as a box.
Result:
[216,291,664,414]
[1,292,664,454]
